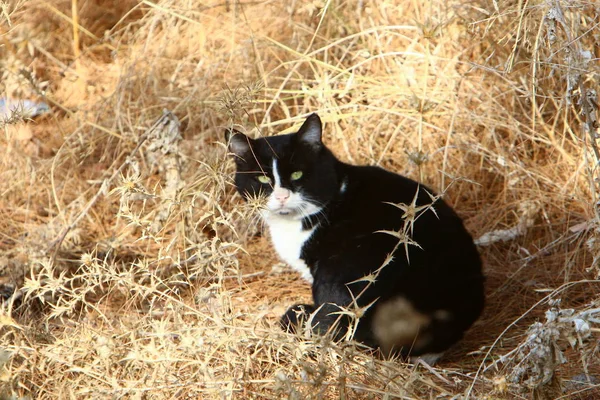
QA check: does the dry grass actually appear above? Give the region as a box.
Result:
[1,0,599,398]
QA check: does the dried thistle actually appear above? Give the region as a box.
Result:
[500,300,599,391]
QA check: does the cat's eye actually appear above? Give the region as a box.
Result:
[257,175,271,184]
[290,171,303,181]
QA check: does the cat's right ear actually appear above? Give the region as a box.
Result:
[225,128,252,160]
[297,113,322,148]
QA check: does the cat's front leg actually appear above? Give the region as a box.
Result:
[280,302,351,341]
[280,303,315,333]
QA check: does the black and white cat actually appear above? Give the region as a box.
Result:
[226,114,484,362]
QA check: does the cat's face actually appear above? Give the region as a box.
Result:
[226,114,340,220]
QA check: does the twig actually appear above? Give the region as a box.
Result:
[579,82,600,163]
[71,0,81,74]
[158,272,266,290]
[47,110,178,257]
[413,359,452,385]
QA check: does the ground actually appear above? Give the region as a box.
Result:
[0,0,599,399]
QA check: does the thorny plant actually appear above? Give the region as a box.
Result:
[298,185,446,348]
[219,82,264,121]
[0,103,29,128]
[497,299,600,391]
[16,111,242,321]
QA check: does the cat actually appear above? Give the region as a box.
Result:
[226,113,485,362]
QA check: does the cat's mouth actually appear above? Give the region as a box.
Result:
[262,207,300,220]
[264,205,300,218]
[275,208,296,216]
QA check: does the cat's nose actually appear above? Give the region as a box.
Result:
[274,188,291,203]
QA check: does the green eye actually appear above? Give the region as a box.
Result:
[257,175,271,184]
[291,171,303,181]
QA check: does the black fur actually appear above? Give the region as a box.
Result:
[227,114,485,358]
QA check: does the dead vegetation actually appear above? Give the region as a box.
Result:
[0,0,599,398]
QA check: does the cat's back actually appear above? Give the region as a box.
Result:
[316,163,480,276]
[336,164,461,225]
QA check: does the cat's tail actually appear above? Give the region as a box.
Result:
[371,296,474,359]
[371,297,432,356]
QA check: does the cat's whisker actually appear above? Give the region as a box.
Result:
[299,197,330,226]
[297,202,319,227]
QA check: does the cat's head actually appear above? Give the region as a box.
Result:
[225,113,341,220]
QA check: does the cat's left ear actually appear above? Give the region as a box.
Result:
[225,128,252,160]
[297,113,322,147]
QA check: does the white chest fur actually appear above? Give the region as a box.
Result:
[264,215,315,283]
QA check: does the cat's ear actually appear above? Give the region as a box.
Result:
[225,128,252,159]
[297,113,322,147]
